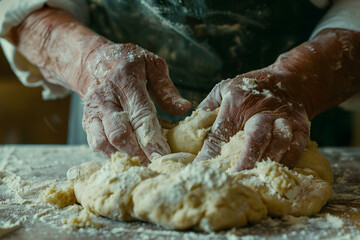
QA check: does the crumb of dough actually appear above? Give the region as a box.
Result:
[39,183,76,208]
[63,209,103,228]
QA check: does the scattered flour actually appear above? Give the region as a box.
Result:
[0,220,21,238]
[0,138,359,239]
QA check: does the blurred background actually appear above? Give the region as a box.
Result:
[0,48,359,146]
[0,48,70,144]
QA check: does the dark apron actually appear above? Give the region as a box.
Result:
[87,0,324,102]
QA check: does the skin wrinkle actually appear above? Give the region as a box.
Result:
[195,62,311,168]
[82,44,172,160]
[263,118,293,163]
[13,8,193,163]
[83,85,147,161]
[13,8,360,168]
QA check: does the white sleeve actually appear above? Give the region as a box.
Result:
[310,0,360,112]
[0,0,88,100]
[310,0,360,39]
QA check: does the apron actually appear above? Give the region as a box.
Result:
[67,0,326,144]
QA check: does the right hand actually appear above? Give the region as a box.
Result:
[80,43,191,164]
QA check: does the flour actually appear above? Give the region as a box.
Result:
[0,141,360,238]
[325,214,344,229]
[179,164,229,189]
[0,220,22,238]
[64,210,103,228]
[239,77,257,91]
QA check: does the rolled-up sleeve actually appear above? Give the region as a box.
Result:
[0,0,88,100]
[310,0,360,112]
[310,0,360,39]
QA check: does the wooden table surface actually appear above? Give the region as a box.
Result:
[0,145,359,240]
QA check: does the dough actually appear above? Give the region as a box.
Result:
[167,109,218,154]
[154,109,333,217]
[39,183,76,208]
[68,152,266,231]
[233,159,333,216]
[67,153,157,221]
[64,209,102,228]
[57,109,333,231]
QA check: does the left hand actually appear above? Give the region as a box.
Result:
[194,68,310,171]
[194,28,360,171]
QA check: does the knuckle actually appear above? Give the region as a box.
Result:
[88,134,107,152]
[206,132,224,153]
[108,128,128,147]
[130,106,156,130]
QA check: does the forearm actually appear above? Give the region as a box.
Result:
[11,7,110,97]
[271,29,360,119]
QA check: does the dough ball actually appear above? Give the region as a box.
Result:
[167,109,218,154]
[133,164,267,231]
[232,159,333,217]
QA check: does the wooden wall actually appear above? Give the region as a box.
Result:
[0,49,70,144]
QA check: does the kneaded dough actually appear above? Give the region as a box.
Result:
[60,109,333,231]
[68,153,157,221]
[68,152,266,231]
[153,109,333,217]
[167,109,218,154]
[233,159,333,217]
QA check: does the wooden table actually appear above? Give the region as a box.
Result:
[0,145,359,240]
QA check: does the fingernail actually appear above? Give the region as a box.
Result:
[175,97,191,109]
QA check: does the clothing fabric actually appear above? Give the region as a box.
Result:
[0,0,359,145]
[0,0,88,100]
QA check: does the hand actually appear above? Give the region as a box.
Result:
[81,43,191,164]
[194,28,360,171]
[194,69,310,171]
[13,8,191,164]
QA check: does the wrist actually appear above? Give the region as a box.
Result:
[13,8,110,95]
[270,29,360,119]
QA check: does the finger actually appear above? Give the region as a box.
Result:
[114,63,171,160]
[194,98,239,162]
[280,124,309,168]
[233,114,273,171]
[84,116,117,157]
[101,103,149,165]
[262,118,293,163]
[197,81,223,111]
[145,55,191,115]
